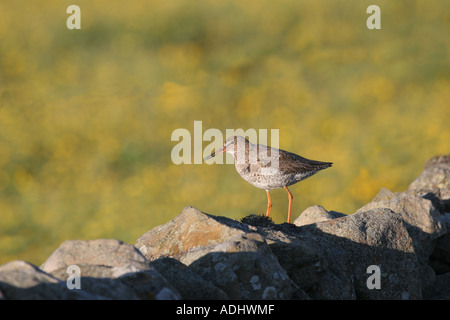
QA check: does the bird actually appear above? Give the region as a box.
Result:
[203,136,332,223]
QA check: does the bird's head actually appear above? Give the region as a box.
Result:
[203,136,249,161]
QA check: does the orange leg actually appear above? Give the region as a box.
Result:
[265,190,272,217]
[284,186,294,223]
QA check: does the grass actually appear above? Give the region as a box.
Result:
[0,0,449,265]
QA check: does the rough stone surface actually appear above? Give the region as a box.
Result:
[407,155,450,277]
[254,208,423,299]
[185,233,292,299]
[40,239,180,300]
[357,190,447,258]
[41,239,148,275]
[311,208,422,299]
[260,229,325,298]
[429,212,450,274]
[294,205,345,227]
[409,155,450,213]
[358,189,447,236]
[150,258,228,300]
[135,206,252,260]
[0,260,92,299]
[356,189,448,292]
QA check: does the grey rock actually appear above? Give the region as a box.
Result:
[371,187,396,202]
[186,233,293,299]
[41,239,180,300]
[252,226,324,298]
[0,260,93,299]
[136,206,254,261]
[409,154,450,210]
[249,208,423,299]
[133,203,428,299]
[41,239,149,275]
[59,265,179,300]
[308,208,422,299]
[402,154,450,277]
[409,155,450,192]
[357,189,447,259]
[429,212,450,274]
[294,205,345,227]
[150,257,228,299]
[356,188,447,291]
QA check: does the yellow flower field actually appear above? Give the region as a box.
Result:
[0,0,449,265]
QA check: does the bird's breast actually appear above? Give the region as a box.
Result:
[234,163,293,190]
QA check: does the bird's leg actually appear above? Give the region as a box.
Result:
[265,190,272,218]
[284,186,294,223]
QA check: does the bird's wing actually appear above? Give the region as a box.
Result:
[278,151,333,175]
[256,145,332,174]
[256,145,276,167]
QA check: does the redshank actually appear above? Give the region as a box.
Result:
[203,136,332,223]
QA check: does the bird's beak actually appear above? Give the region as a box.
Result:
[203,146,226,161]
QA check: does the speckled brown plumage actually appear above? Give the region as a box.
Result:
[204,136,332,223]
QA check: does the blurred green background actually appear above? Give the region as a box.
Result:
[0,0,449,265]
